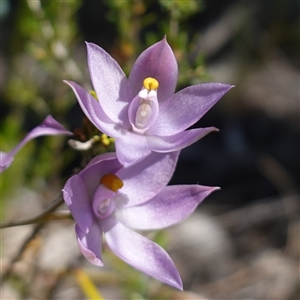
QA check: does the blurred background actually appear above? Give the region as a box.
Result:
[1,0,299,299]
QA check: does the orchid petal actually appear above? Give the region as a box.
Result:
[147,127,218,153]
[128,37,178,104]
[102,218,182,290]
[114,131,151,166]
[64,81,121,138]
[117,185,219,230]
[0,152,14,172]
[86,42,132,128]
[76,223,103,267]
[85,152,118,169]
[79,153,122,200]
[116,151,179,207]
[63,175,94,233]
[0,115,72,173]
[148,83,233,136]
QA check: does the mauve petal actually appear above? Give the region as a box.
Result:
[62,175,94,233]
[114,132,151,166]
[0,152,14,172]
[64,81,121,138]
[79,153,122,200]
[86,42,132,128]
[102,218,182,290]
[12,115,72,156]
[85,152,118,168]
[0,115,72,173]
[33,115,72,136]
[147,127,218,152]
[116,151,179,207]
[148,83,233,136]
[128,37,178,104]
[75,223,103,267]
[116,185,219,230]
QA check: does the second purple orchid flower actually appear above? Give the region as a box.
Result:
[63,150,218,290]
[65,37,233,166]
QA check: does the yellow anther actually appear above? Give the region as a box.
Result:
[100,134,110,146]
[102,137,110,146]
[143,77,159,90]
[100,174,123,192]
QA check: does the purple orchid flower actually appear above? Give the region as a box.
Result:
[0,115,72,172]
[65,37,233,166]
[62,151,219,290]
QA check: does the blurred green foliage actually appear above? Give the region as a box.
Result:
[1,0,81,198]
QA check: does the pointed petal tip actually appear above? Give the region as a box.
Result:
[214,83,234,91]
[204,185,220,191]
[221,83,234,90]
[170,276,183,290]
[85,41,96,52]
[85,41,99,52]
[193,184,220,199]
[82,250,104,267]
[85,41,104,54]
[212,186,221,192]
[227,84,235,91]
[63,79,73,86]
[103,220,183,290]
[210,126,219,132]
[0,152,14,173]
[77,243,104,267]
[76,224,104,267]
[63,80,82,96]
[205,186,221,197]
[89,257,104,267]
[192,185,220,205]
